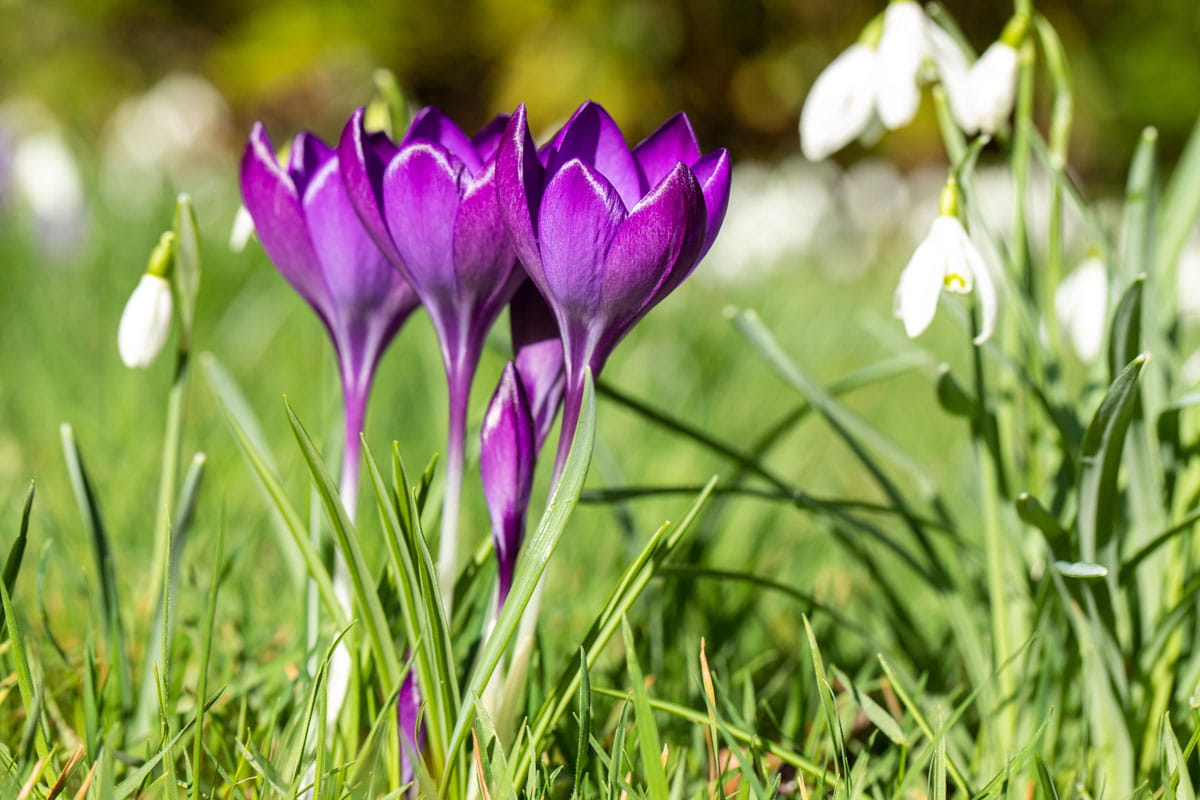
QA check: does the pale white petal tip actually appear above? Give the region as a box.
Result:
[229,205,255,252]
[118,273,174,368]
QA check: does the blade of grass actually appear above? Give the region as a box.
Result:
[621,617,669,799]
[0,483,34,633]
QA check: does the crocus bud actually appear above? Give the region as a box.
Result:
[510,281,565,451]
[118,232,175,368]
[894,178,996,344]
[480,363,536,605]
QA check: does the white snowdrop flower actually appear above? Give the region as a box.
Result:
[874,0,931,130]
[967,42,1020,135]
[800,43,878,161]
[229,204,255,252]
[118,233,175,368]
[931,13,1027,135]
[895,179,997,344]
[1054,257,1108,362]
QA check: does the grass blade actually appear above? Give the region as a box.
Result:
[0,482,34,633]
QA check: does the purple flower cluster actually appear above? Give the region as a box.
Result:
[239,99,730,776]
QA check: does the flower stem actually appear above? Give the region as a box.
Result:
[551,369,587,487]
[437,359,475,614]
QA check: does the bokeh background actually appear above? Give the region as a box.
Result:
[1,0,1199,664]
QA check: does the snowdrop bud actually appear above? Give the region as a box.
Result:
[874,0,931,130]
[799,13,883,162]
[118,232,175,368]
[895,178,996,344]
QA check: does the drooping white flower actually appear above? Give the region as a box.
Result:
[800,43,878,161]
[118,232,175,368]
[930,14,1026,135]
[1054,257,1108,362]
[895,180,996,344]
[967,42,1019,134]
[118,273,174,368]
[874,0,932,129]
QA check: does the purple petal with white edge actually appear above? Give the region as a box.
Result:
[544,101,643,209]
[471,113,511,163]
[338,108,405,267]
[451,159,520,307]
[301,156,419,387]
[286,131,335,196]
[632,112,701,192]
[480,363,536,603]
[600,163,705,335]
[240,123,331,319]
[382,143,465,304]
[398,667,424,787]
[496,106,546,285]
[537,158,625,321]
[688,148,732,257]
[403,106,484,175]
[510,280,565,451]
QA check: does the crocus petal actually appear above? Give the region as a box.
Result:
[688,148,732,257]
[799,43,877,161]
[287,132,334,195]
[398,668,424,787]
[632,112,701,192]
[510,280,565,451]
[471,113,511,163]
[894,219,951,338]
[382,143,465,303]
[480,363,536,603]
[404,106,484,175]
[338,108,406,267]
[874,0,930,129]
[496,105,546,283]
[545,101,643,208]
[451,160,520,305]
[241,123,331,317]
[601,163,705,335]
[537,158,625,321]
[302,156,419,381]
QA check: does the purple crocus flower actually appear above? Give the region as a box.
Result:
[339,106,526,602]
[240,124,419,517]
[509,280,565,451]
[496,101,732,477]
[479,363,536,606]
[398,667,425,791]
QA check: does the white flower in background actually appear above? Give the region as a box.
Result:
[1054,257,1108,362]
[931,13,1027,135]
[229,204,255,252]
[800,2,936,161]
[11,131,84,227]
[1177,227,1200,319]
[800,43,878,161]
[967,42,1020,134]
[874,0,932,129]
[895,178,997,343]
[118,233,175,368]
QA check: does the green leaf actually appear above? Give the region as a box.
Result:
[1015,492,1069,545]
[830,666,906,746]
[285,399,402,689]
[446,370,598,788]
[1157,105,1200,287]
[1107,275,1145,383]
[622,617,669,800]
[935,365,977,419]
[571,648,591,800]
[1117,128,1158,286]
[0,482,34,633]
[171,193,201,344]
[1078,354,1147,562]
